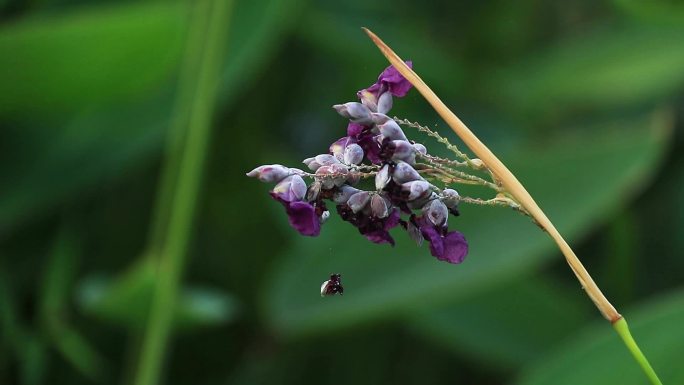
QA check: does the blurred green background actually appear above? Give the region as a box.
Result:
[1,0,683,384]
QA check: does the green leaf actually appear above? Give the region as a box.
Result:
[496,24,684,116]
[407,276,591,370]
[0,0,300,234]
[612,0,684,24]
[0,96,171,235]
[76,259,239,331]
[518,289,684,385]
[0,2,188,117]
[261,110,670,337]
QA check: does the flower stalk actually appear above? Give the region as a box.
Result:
[361,27,662,385]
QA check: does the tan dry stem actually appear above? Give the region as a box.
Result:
[363,27,621,323]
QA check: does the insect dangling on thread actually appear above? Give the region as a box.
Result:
[320,273,344,297]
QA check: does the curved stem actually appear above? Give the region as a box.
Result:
[613,318,663,385]
[363,27,663,385]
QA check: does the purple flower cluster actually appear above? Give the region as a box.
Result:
[247,63,468,264]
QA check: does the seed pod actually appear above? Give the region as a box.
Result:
[423,199,449,227]
[343,143,364,165]
[348,191,371,213]
[246,164,291,183]
[375,164,391,190]
[377,92,393,114]
[393,161,422,183]
[377,119,408,141]
[332,102,372,124]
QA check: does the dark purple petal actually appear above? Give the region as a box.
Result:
[363,209,401,245]
[358,61,414,104]
[384,209,401,230]
[285,201,321,236]
[441,231,468,264]
[270,194,321,236]
[363,229,395,245]
[415,215,468,263]
[347,122,366,136]
[377,61,413,97]
[357,132,382,164]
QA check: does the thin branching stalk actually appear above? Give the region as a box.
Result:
[362,27,663,385]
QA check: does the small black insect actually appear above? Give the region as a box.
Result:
[320,273,344,297]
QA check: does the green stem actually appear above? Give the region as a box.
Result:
[132,2,232,385]
[613,318,663,385]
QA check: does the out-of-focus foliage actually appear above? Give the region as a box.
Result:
[0,1,683,385]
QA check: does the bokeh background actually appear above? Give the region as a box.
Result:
[1,0,683,384]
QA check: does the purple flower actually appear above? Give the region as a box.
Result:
[359,61,414,100]
[347,122,366,136]
[363,209,401,245]
[336,205,401,246]
[269,174,321,236]
[271,194,321,236]
[415,215,468,264]
[356,130,382,164]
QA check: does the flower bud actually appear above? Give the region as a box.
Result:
[333,185,361,204]
[329,136,356,160]
[393,161,422,183]
[333,102,372,124]
[358,89,378,111]
[330,163,349,186]
[316,164,348,188]
[389,140,415,163]
[408,192,435,210]
[377,119,408,141]
[348,191,371,213]
[272,175,307,202]
[375,164,391,190]
[246,164,291,183]
[402,180,431,201]
[442,188,460,209]
[413,143,427,155]
[303,154,340,171]
[423,199,449,227]
[370,112,391,125]
[370,194,391,218]
[377,92,393,114]
[469,158,485,169]
[343,143,364,165]
[289,167,305,176]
